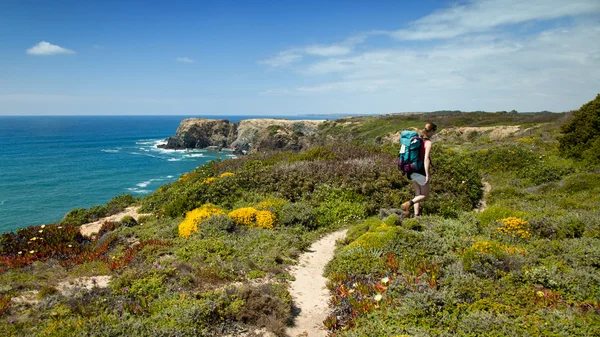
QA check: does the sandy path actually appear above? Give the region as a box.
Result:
[476,178,492,212]
[287,229,348,337]
[79,206,149,237]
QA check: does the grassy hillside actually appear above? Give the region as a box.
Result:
[1,108,598,336]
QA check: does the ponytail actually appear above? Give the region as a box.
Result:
[420,122,437,138]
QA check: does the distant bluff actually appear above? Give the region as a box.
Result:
[159,118,325,153]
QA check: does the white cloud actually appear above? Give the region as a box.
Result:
[262,19,600,111]
[259,51,302,67]
[304,45,351,56]
[26,41,75,55]
[390,0,600,40]
[260,43,357,68]
[176,57,195,63]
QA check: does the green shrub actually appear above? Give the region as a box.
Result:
[462,241,526,279]
[136,215,151,224]
[473,145,538,173]
[325,246,387,276]
[279,202,316,229]
[516,158,568,186]
[559,94,600,161]
[477,206,528,226]
[247,270,266,279]
[38,285,58,299]
[401,218,424,231]
[120,215,138,227]
[60,194,137,226]
[200,214,238,235]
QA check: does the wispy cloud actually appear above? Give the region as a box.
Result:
[259,43,355,68]
[259,0,600,111]
[176,57,195,63]
[26,41,75,55]
[389,0,600,40]
[259,51,302,68]
[305,45,351,57]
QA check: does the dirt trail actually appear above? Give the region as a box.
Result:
[287,229,348,337]
[476,178,492,212]
[79,206,150,237]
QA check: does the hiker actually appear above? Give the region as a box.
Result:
[400,122,437,217]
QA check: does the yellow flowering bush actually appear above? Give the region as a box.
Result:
[467,240,525,255]
[497,217,531,239]
[463,240,526,274]
[202,177,217,184]
[255,210,275,230]
[219,172,235,178]
[228,207,275,230]
[228,207,256,227]
[256,198,286,211]
[178,173,190,182]
[178,204,225,238]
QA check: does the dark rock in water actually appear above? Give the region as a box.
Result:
[160,118,325,154]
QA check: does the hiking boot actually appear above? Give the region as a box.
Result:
[400,201,412,217]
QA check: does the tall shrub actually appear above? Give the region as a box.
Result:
[559,94,600,162]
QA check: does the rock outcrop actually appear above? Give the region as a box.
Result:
[161,119,235,150]
[160,118,324,153]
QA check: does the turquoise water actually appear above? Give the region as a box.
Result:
[0,115,314,233]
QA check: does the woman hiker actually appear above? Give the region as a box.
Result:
[401,122,437,217]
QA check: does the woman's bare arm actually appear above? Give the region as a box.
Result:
[424,140,432,183]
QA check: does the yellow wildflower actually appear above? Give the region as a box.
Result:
[219,172,235,178]
[497,217,531,239]
[228,207,275,230]
[178,203,225,238]
[202,177,217,184]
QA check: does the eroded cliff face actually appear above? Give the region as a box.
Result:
[160,118,324,153]
[161,119,235,149]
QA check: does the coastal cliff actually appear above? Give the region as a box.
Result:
[160,118,324,153]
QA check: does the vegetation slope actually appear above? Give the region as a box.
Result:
[1,95,599,336]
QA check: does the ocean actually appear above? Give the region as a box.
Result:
[0,115,319,234]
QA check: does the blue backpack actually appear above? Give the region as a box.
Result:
[398,130,425,175]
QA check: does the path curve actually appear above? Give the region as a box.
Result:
[287,229,348,337]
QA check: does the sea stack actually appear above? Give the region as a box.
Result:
[159,118,325,153]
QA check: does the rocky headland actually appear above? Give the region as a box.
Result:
[159,118,325,153]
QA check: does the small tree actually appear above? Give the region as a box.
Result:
[558,94,600,163]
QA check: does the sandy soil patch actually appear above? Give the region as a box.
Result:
[385,125,537,144]
[79,206,150,237]
[437,125,538,140]
[56,275,111,296]
[287,229,348,337]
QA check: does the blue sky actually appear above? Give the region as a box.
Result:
[1,0,599,115]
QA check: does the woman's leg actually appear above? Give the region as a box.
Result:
[411,181,421,216]
[412,182,430,216]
